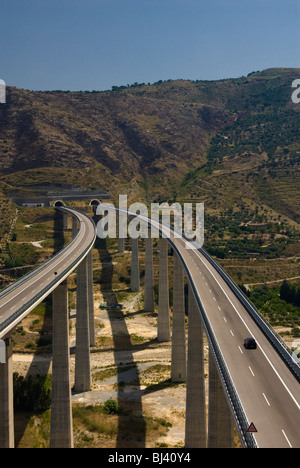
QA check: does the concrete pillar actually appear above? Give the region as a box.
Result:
[208,349,234,448]
[118,210,126,253]
[63,212,68,229]
[118,237,125,253]
[87,250,95,347]
[171,252,186,382]
[131,238,140,292]
[0,337,14,448]
[50,280,74,448]
[144,235,155,312]
[185,285,206,448]
[72,217,78,239]
[74,256,91,393]
[157,238,170,342]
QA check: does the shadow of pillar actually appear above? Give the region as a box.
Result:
[94,227,146,448]
[14,208,65,447]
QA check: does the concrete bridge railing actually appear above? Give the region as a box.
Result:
[1,206,260,449]
[0,207,96,448]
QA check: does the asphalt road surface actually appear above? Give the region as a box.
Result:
[1,205,299,447]
[172,233,300,448]
[0,207,96,339]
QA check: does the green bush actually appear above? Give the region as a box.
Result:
[291,327,300,338]
[248,284,300,327]
[103,399,120,415]
[13,373,51,413]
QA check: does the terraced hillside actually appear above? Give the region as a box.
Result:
[0,67,299,271]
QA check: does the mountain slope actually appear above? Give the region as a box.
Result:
[0,68,299,209]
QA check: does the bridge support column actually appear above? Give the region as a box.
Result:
[157,238,170,342]
[185,285,206,448]
[74,256,91,393]
[118,210,126,253]
[208,352,233,448]
[87,250,95,347]
[118,237,125,253]
[171,252,186,382]
[144,235,155,312]
[130,238,140,292]
[72,217,78,239]
[208,349,234,448]
[63,212,68,229]
[0,337,14,448]
[50,279,74,448]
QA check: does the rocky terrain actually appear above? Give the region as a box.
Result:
[2,68,299,448]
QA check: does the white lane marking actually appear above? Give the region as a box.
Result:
[249,366,255,377]
[282,430,292,448]
[127,219,300,415]
[263,393,271,406]
[223,316,227,323]
[191,247,300,412]
[0,212,93,315]
[238,346,243,354]
[230,329,234,337]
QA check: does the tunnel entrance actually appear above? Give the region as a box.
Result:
[53,200,66,207]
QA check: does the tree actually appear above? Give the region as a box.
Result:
[280,280,291,302]
[13,373,51,412]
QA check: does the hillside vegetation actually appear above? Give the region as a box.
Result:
[1,69,299,448]
[0,67,299,271]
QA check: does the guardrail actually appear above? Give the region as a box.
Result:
[0,208,81,299]
[0,207,96,337]
[115,209,298,446]
[199,247,300,383]
[127,207,258,448]
[170,240,257,449]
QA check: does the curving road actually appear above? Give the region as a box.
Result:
[120,208,300,449]
[1,203,299,448]
[0,207,96,340]
[174,236,300,448]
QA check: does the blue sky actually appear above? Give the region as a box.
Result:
[0,0,299,91]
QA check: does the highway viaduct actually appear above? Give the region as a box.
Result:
[0,203,299,448]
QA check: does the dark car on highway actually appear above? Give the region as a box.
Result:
[244,337,257,349]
